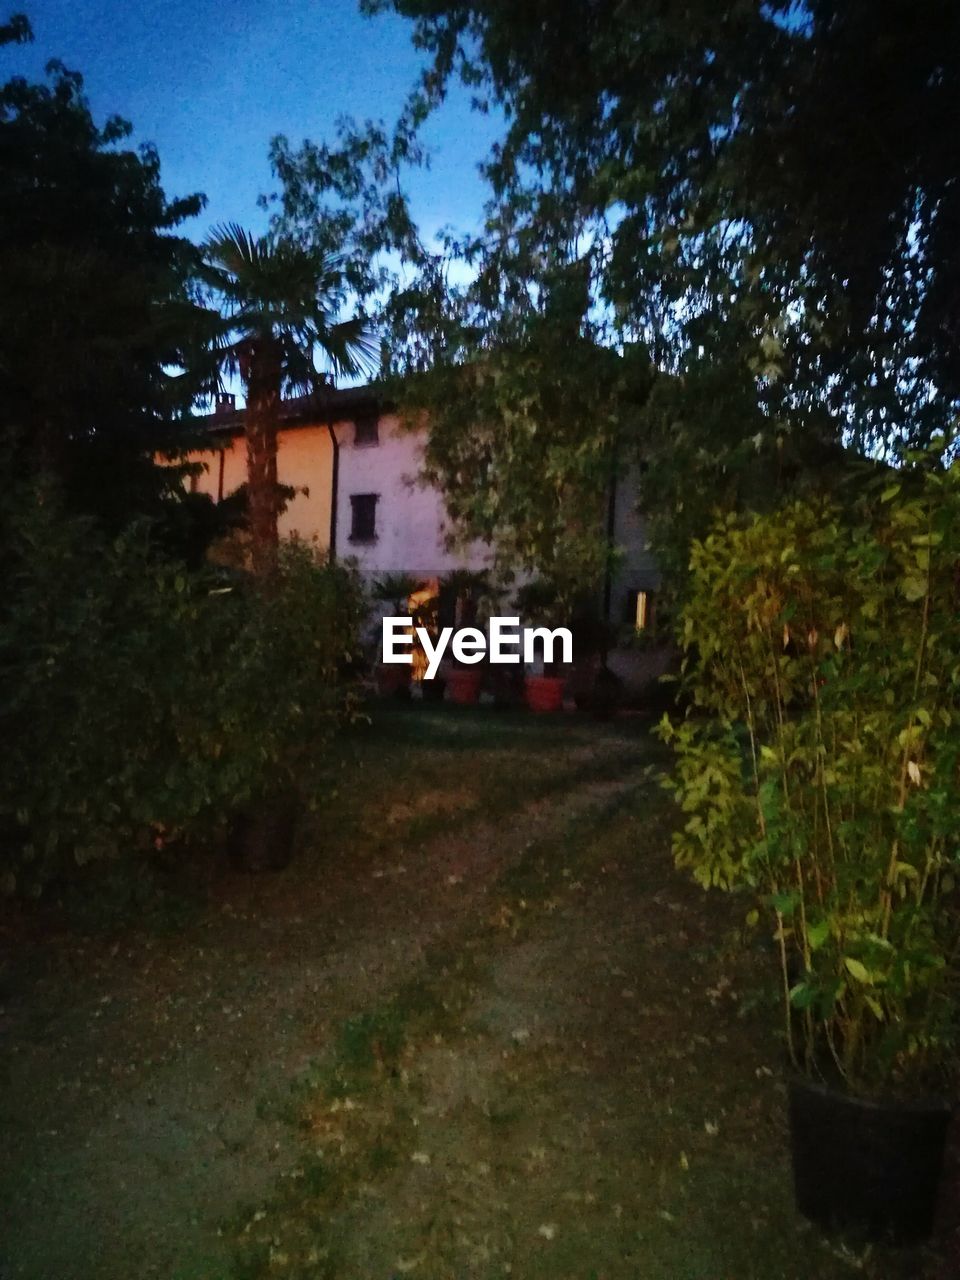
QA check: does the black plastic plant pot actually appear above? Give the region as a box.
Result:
[420,676,447,703]
[788,1079,951,1245]
[589,665,623,720]
[376,664,412,700]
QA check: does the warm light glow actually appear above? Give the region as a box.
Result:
[635,591,649,631]
[408,581,440,681]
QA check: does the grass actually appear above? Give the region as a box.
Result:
[226,707,941,1280]
[0,700,947,1280]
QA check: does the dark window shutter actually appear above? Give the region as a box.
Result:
[349,494,378,542]
[353,414,379,446]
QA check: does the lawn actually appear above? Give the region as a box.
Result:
[0,705,950,1279]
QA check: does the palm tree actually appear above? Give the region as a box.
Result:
[203,224,378,575]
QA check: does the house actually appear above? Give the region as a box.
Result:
[184,387,492,586]
[181,386,665,684]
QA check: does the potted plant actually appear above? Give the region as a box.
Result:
[569,608,623,719]
[371,572,424,698]
[659,458,959,1244]
[411,588,447,702]
[440,569,492,705]
[227,789,300,872]
[515,578,570,713]
[489,662,526,710]
[224,546,366,872]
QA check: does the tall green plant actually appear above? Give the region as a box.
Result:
[202,224,377,576]
[659,448,960,1096]
[0,492,365,895]
[0,17,214,535]
[370,572,426,614]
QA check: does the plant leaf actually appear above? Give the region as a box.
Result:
[843,957,872,985]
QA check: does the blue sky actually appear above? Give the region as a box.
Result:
[4,0,499,245]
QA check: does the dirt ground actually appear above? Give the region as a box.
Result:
[0,705,955,1279]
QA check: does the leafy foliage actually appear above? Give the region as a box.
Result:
[261,50,656,594]
[317,0,960,597]
[369,0,960,453]
[0,16,215,535]
[397,329,655,594]
[0,493,366,896]
[659,445,960,1095]
[202,223,378,574]
[265,114,427,306]
[370,572,427,613]
[202,223,379,389]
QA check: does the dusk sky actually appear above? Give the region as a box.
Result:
[4,0,501,246]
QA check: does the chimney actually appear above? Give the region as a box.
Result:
[213,392,236,416]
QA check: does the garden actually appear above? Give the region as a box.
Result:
[2,702,954,1280]
[2,454,959,1276]
[2,5,960,1277]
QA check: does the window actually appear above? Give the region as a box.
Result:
[634,590,653,632]
[353,413,379,447]
[349,493,378,543]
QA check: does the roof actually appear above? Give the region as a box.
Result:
[197,384,390,439]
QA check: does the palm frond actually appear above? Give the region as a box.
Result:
[320,316,381,380]
[202,224,379,389]
[204,222,263,273]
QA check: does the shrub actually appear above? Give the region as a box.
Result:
[0,494,365,895]
[659,447,960,1096]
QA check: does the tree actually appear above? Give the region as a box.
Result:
[202,224,378,576]
[407,320,654,596]
[367,0,959,450]
[0,14,214,533]
[342,0,960,591]
[263,119,654,594]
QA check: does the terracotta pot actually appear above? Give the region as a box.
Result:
[524,674,565,713]
[446,667,483,705]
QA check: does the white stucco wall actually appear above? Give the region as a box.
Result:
[608,465,661,625]
[175,408,660,622]
[335,413,492,579]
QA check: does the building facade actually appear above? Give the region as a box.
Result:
[183,386,661,638]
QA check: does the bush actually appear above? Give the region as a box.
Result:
[0,494,365,895]
[659,447,960,1097]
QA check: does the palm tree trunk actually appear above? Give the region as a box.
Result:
[244,339,281,577]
